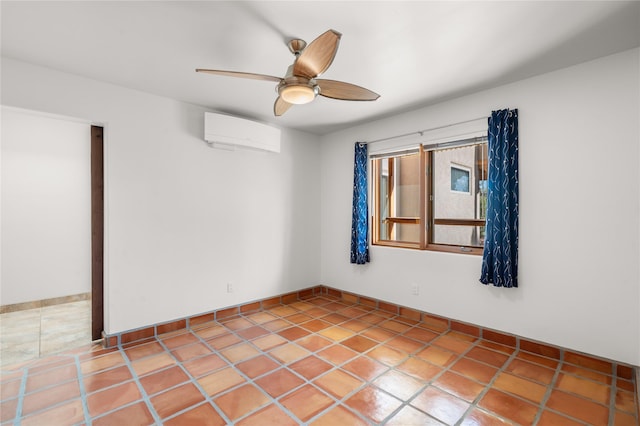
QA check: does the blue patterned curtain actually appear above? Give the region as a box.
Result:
[480,109,519,287]
[350,142,370,264]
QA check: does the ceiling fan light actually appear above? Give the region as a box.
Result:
[280,85,316,105]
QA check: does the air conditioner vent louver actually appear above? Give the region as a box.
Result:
[204,112,281,153]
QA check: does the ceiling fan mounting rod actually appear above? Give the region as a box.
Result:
[288,39,307,56]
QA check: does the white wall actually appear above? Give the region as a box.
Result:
[1,57,322,334]
[320,48,640,366]
[1,108,91,304]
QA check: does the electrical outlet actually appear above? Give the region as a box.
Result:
[227,282,233,293]
[411,284,420,296]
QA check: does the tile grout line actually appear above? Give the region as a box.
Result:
[74,355,92,425]
[243,301,396,424]
[307,302,521,425]
[368,326,469,425]
[78,356,158,422]
[295,304,390,425]
[530,349,564,426]
[184,318,305,424]
[248,308,360,423]
[10,357,80,424]
[152,333,236,425]
[296,352,375,425]
[240,306,362,424]
[117,343,164,425]
[396,325,451,421]
[13,366,28,423]
[307,307,403,425]
[450,332,515,425]
[296,306,395,425]
[342,315,477,424]
[534,354,618,425]
[175,314,308,424]
[608,364,618,426]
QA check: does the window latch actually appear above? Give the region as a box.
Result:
[460,246,472,252]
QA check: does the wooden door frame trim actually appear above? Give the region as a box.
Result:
[91,125,104,341]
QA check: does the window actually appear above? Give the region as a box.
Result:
[450,165,470,193]
[372,139,488,254]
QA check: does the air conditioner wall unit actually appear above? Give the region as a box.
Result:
[204,112,281,153]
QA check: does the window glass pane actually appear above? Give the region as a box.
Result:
[397,155,420,217]
[433,144,487,220]
[395,223,420,243]
[433,224,486,247]
[377,158,390,240]
[375,152,420,243]
[451,166,470,193]
[379,174,389,239]
[431,143,487,247]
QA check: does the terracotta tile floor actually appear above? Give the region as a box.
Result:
[1,295,638,425]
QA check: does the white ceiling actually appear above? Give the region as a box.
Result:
[2,1,639,134]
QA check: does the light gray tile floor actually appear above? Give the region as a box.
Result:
[0,300,90,367]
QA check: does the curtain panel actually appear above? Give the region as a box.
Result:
[350,142,370,264]
[480,109,519,287]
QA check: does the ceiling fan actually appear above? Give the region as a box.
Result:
[196,29,380,116]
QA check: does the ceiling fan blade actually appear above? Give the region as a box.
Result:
[293,29,341,79]
[274,96,293,116]
[196,69,282,83]
[316,79,380,101]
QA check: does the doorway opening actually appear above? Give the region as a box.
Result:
[0,111,104,366]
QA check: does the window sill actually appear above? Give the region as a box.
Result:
[372,242,483,256]
[372,241,421,250]
[425,244,483,256]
